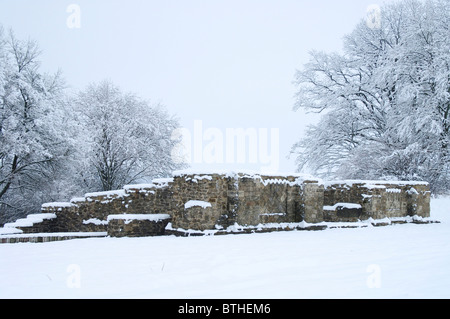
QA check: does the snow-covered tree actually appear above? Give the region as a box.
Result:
[0,28,72,223]
[0,26,186,224]
[71,80,184,192]
[291,0,450,192]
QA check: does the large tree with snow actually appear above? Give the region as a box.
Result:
[0,27,186,224]
[0,28,72,223]
[71,80,184,192]
[291,0,450,192]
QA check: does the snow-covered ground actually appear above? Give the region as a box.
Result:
[1,197,449,299]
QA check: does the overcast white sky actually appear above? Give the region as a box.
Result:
[0,0,398,174]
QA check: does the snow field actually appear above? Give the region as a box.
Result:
[0,197,449,299]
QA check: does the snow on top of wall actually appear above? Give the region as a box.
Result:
[184,175,213,183]
[174,168,314,178]
[107,214,171,223]
[0,227,23,235]
[63,178,174,206]
[83,218,108,225]
[386,188,402,193]
[322,180,429,189]
[70,197,86,203]
[40,177,174,211]
[3,213,57,229]
[173,170,429,190]
[184,200,212,209]
[124,178,173,191]
[153,178,174,184]
[173,169,319,185]
[41,202,77,208]
[323,203,363,211]
[85,189,127,199]
[173,168,239,177]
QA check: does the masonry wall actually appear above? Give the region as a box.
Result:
[234,175,301,225]
[39,179,175,233]
[300,181,325,223]
[31,172,431,237]
[323,181,431,222]
[168,173,308,231]
[39,204,80,233]
[38,172,320,234]
[169,173,230,231]
[107,214,171,237]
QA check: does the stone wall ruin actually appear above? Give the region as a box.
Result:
[0,170,432,240]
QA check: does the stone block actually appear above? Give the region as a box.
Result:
[107,214,171,237]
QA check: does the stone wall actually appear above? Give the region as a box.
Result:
[168,172,318,231]
[107,214,171,237]
[323,181,431,222]
[234,175,295,225]
[299,181,325,223]
[3,170,431,238]
[169,173,230,231]
[45,178,176,233]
